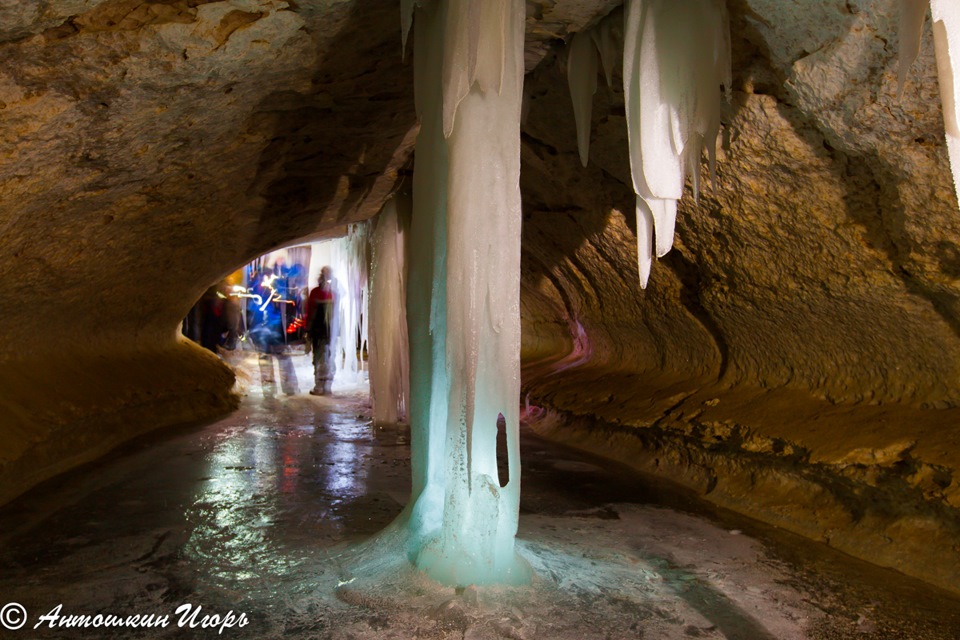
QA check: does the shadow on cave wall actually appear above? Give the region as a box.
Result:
[836,144,960,352]
[727,0,960,354]
[241,0,416,262]
[520,44,731,382]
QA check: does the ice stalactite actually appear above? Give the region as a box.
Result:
[591,10,622,89]
[568,30,599,167]
[368,196,411,426]
[567,9,623,168]
[620,0,730,288]
[898,0,960,208]
[402,0,530,586]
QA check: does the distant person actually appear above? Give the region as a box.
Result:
[250,267,299,396]
[198,285,226,353]
[249,267,283,353]
[305,266,339,396]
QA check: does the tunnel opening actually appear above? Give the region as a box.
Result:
[181,229,372,399]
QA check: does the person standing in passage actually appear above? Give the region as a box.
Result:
[305,266,339,395]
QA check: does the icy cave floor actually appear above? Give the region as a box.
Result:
[1,351,959,639]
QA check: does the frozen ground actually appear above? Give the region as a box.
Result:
[0,349,958,639]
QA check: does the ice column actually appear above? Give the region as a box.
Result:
[368,196,411,425]
[898,0,960,210]
[621,0,730,287]
[403,0,529,586]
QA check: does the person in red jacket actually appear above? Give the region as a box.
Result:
[305,266,339,395]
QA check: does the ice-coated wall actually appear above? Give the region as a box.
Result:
[368,196,411,425]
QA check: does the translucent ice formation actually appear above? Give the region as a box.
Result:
[368,196,411,425]
[621,0,730,287]
[341,224,369,382]
[591,11,622,88]
[402,0,530,586]
[307,226,369,383]
[566,11,622,168]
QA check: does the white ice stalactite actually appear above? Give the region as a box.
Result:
[368,196,411,426]
[404,0,529,586]
[899,0,960,208]
[567,12,623,168]
[591,10,622,88]
[622,0,730,287]
[568,29,599,167]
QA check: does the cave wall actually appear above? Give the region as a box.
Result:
[1,0,959,596]
[518,0,960,595]
[0,0,417,503]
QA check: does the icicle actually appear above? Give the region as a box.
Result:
[567,30,599,167]
[369,197,411,426]
[714,0,732,102]
[685,133,704,203]
[642,196,676,258]
[622,0,729,287]
[591,10,622,87]
[624,0,693,200]
[635,198,654,287]
[931,0,960,204]
[441,0,509,137]
[441,0,472,138]
[401,0,417,60]
[899,0,930,97]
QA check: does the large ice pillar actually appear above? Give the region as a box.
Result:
[621,0,730,287]
[403,0,529,586]
[404,0,450,565]
[369,196,411,425]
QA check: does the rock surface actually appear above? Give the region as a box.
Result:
[518,0,960,595]
[1,0,960,598]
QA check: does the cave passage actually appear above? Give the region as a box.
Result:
[1,353,959,639]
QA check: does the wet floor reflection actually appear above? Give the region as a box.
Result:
[0,353,958,638]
